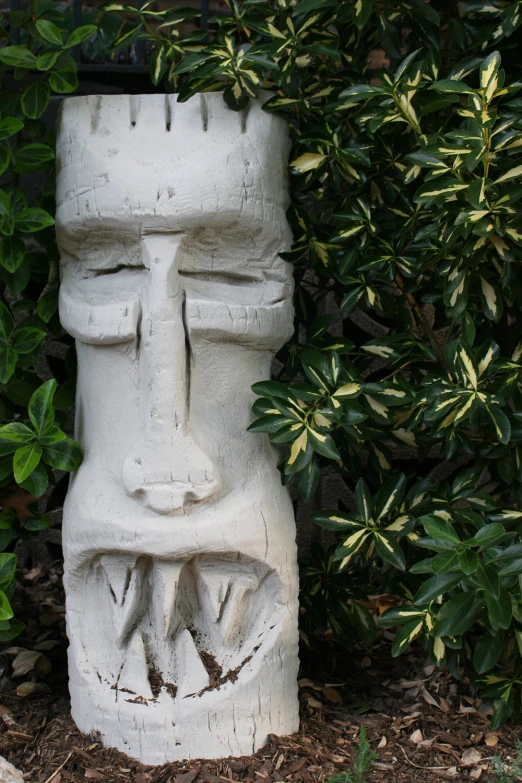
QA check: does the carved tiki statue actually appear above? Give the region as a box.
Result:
[55,94,299,764]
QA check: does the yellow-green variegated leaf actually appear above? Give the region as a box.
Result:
[290,152,327,173]
[480,277,501,320]
[333,382,361,398]
[287,429,308,465]
[495,163,522,185]
[339,529,370,569]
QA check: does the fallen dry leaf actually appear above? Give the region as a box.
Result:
[485,733,499,747]
[23,566,41,581]
[84,771,104,780]
[306,697,322,709]
[461,748,482,767]
[410,729,423,745]
[377,736,387,749]
[323,687,342,704]
[470,769,483,781]
[16,681,50,698]
[11,650,42,678]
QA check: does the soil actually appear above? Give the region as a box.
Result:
[1,561,520,783]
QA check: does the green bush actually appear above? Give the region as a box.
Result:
[0,5,92,637]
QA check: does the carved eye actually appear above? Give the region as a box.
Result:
[59,267,146,345]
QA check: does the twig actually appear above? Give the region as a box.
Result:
[399,745,456,771]
[42,751,72,783]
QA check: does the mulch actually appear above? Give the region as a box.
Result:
[1,562,520,783]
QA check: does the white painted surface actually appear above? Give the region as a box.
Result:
[0,756,23,783]
[55,93,299,764]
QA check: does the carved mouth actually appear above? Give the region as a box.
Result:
[83,553,280,706]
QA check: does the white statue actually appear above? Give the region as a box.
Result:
[55,93,299,764]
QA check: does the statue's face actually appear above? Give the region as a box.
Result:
[56,94,299,762]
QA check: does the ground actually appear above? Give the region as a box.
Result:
[0,561,520,783]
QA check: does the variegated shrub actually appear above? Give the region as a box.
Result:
[101,0,522,725]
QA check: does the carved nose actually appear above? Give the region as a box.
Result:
[122,233,219,515]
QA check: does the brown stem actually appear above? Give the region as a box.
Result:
[394,273,447,369]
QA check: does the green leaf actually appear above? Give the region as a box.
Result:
[473,632,503,674]
[491,690,513,730]
[0,118,24,141]
[20,463,48,497]
[11,327,45,355]
[374,533,406,571]
[0,591,13,622]
[353,0,372,31]
[421,514,461,544]
[494,163,522,185]
[432,78,476,95]
[150,46,168,86]
[485,587,512,631]
[0,346,17,385]
[306,426,340,459]
[391,618,424,656]
[379,606,426,628]
[42,436,83,471]
[338,84,386,103]
[28,379,56,434]
[476,563,500,598]
[414,572,462,605]
[0,300,14,343]
[486,404,511,445]
[293,0,332,14]
[433,591,484,637]
[0,553,16,591]
[21,82,50,119]
[374,473,406,521]
[0,618,24,641]
[37,51,61,71]
[35,19,63,46]
[111,22,143,51]
[15,208,54,233]
[312,510,360,531]
[0,236,25,273]
[37,289,58,323]
[355,478,373,523]
[49,69,78,94]
[0,423,35,456]
[13,143,54,173]
[458,549,478,575]
[0,148,10,178]
[64,24,97,49]
[414,177,469,203]
[0,46,38,68]
[13,442,42,484]
[468,523,506,549]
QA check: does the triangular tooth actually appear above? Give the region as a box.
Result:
[175,629,209,698]
[151,561,184,640]
[100,555,146,643]
[118,631,153,700]
[100,554,137,606]
[196,565,231,624]
[217,571,260,649]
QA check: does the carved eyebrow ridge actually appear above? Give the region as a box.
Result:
[87,264,147,277]
[178,270,263,285]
